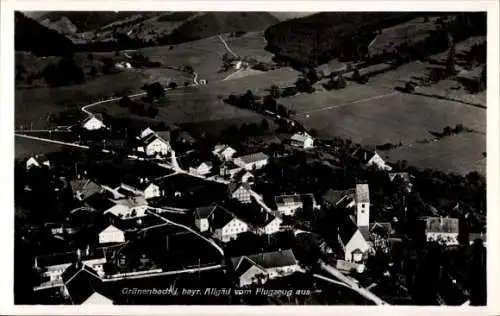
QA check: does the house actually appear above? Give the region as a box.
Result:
[231,249,302,287]
[322,189,354,208]
[115,61,132,69]
[70,179,102,201]
[209,206,249,242]
[240,171,255,184]
[233,152,269,171]
[137,129,171,157]
[290,132,314,149]
[61,264,113,305]
[84,193,116,213]
[220,161,243,179]
[119,178,161,200]
[189,162,212,176]
[369,222,394,251]
[335,259,366,274]
[423,217,459,246]
[338,220,372,262]
[213,144,237,161]
[194,205,218,232]
[230,204,282,235]
[34,248,106,284]
[259,215,282,235]
[99,224,126,244]
[389,172,413,192]
[274,193,319,216]
[26,155,51,170]
[228,182,252,204]
[352,148,392,171]
[82,114,106,131]
[104,196,148,219]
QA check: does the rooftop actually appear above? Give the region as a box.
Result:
[231,249,298,271]
[82,113,104,124]
[424,217,459,234]
[290,133,312,143]
[70,179,101,200]
[234,152,269,164]
[62,264,110,305]
[352,147,376,163]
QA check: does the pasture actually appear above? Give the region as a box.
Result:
[15,136,70,160]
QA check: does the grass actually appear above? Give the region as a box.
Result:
[223,31,274,63]
[15,136,73,160]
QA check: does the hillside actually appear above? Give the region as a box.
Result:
[34,11,141,32]
[164,12,280,44]
[15,12,75,56]
[264,12,422,67]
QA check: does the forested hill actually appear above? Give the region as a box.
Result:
[164,12,280,44]
[263,12,422,68]
[15,12,75,56]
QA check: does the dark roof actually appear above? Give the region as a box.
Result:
[194,205,217,219]
[231,249,298,270]
[208,206,237,229]
[424,217,459,234]
[322,189,354,206]
[338,219,359,244]
[229,204,276,228]
[234,256,266,277]
[63,264,107,305]
[370,222,393,237]
[228,182,251,194]
[84,193,116,213]
[142,131,170,146]
[358,226,372,242]
[70,179,101,200]
[352,147,376,163]
[37,252,76,268]
[275,193,317,209]
[121,176,157,191]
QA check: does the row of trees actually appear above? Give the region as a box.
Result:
[225,89,294,118]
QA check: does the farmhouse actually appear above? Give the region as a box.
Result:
[104,196,148,219]
[290,132,314,149]
[70,179,102,201]
[229,203,282,235]
[231,249,302,287]
[189,162,212,176]
[220,161,243,179]
[233,152,269,171]
[34,248,106,284]
[26,155,51,170]
[209,206,249,242]
[99,224,126,244]
[274,193,319,216]
[213,144,237,161]
[352,148,392,171]
[82,114,106,131]
[422,216,459,246]
[119,178,161,200]
[228,182,253,204]
[137,129,171,157]
[61,264,113,305]
[194,205,219,232]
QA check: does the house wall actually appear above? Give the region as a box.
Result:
[368,154,392,171]
[232,188,252,204]
[84,118,105,131]
[239,266,268,287]
[277,203,302,216]
[195,218,209,232]
[99,230,125,244]
[264,218,282,235]
[426,232,459,246]
[267,265,301,279]
[144,184,161,199]
[145,139,170,156]
[234,159,268,171]
[44,263,72,281]
[216,219,248,242]
[344,230,371,262]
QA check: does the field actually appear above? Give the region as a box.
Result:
[15,137,71,160]
[95,67,300,136]
[223,31,275,63]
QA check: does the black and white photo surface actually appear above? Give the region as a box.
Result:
[12,10,487,306]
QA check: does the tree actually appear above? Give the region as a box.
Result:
[119,96,133,108]
[263,95,277,113]
[295,77,313,93]
[306,68,319,84]
[260,119,269,131]
[335,74,346,89]
[445,34,457,75]
[269,85,281,99]
[89,66,97,78]
[168,82,178,89]
[184,81,190,88]
[143,82,165,100]
[146,106,159,118]
[405,81,416,93]
[87,53,94,61]
[101,57,115,74]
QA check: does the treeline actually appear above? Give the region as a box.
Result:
[117,82,166,118]
[224,88,293,118]
[264,12,486,69]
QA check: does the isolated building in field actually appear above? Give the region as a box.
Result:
[233,152,269,171]
[82,114,106,131]
[422,216,459,246]
[352,148,392,171]
[98,224,126,244]
[231,249,302,287]
[213,144,237,161]
[26,155,51,170]
[290,132,314,149]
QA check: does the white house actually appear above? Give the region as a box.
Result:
[82,292,114,305]
[209,207,249,242]
[213,144,237,161]
[26,155,51,170]
[82,114,106,131]
[115,61,132,69]
[99,224,126,244]
[194,205,218,232]
[120,178,161,200]
[274,194,319,216]
[231,249,302,287]
[189,162,212,176]
[233,152,269,171]
[354,184,370,227]
[352,148,392,171]
[262,216,282,235]
[423,217,459,246]
[137,130,171,157]
[290,132,314,149]
[228,183,252,204]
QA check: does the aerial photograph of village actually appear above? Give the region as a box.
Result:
[13,11,486,306]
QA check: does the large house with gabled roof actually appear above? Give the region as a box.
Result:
[136,128,171,157]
